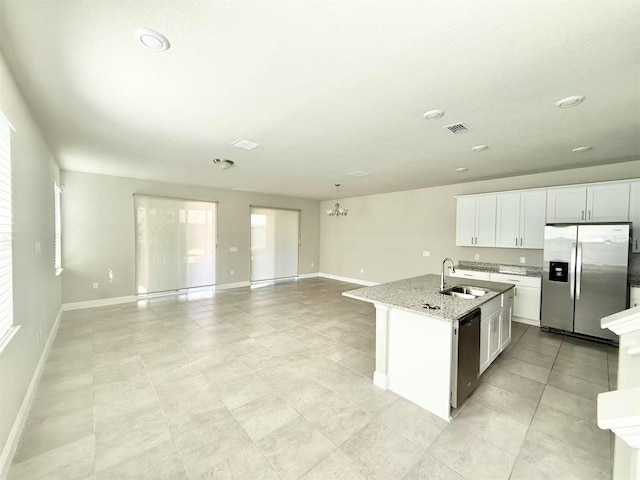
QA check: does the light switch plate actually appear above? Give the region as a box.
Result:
[520,257,526,264]
[229,246,238,252]
[422,251,430,257]
[474,254,480,260]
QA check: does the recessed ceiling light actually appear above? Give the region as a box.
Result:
[572,146,592,153]
[455,167,468,172]
[134,28,170,51]
[471,145,489,152]
[555,95,585,108]
[423,110,444,120]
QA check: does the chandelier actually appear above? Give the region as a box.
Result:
[326,184,349,217]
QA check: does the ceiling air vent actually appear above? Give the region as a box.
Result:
[444,122,470,134]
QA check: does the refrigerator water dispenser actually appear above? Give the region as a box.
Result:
[549,261,568,282]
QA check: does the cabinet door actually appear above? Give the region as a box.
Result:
[630,181,640,253]
[479,317,492,374]
[501,292,513,350]
[475,195,497,247]
[496,193,521,248]
[631,287,640,308]
[546,186,587,223]
[452,269,492,281]
[456,197,476,246]
[515,285,541,322]
[520,191,546,249]
[489,313,501,362]
[586,183,630,222]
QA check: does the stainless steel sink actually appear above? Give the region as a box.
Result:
[440,285,489,299]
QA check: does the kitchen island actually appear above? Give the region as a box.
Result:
[344,274,514,421]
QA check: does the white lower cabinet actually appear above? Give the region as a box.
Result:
[631,287,640,308]
[479,291,513,375]
[450,269,491,281]
[489,273,541,324]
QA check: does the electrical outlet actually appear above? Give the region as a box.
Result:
[311,262,314,268]
[93,282,99,289]
[108,269,114,282]
[229,246,238,252]
[360,268,364,274]
[35,241,41,254]
[230,270,235,276]
[520,257,526,264]
[474,254,480,260]
[422,251,430,257]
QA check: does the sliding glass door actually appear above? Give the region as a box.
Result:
[250,207,299,282]
[135,195,217,294]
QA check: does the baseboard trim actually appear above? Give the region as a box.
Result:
[373,371,389,389]
[216,281,250,290]
[297,272,319,279]
[0,307,63,479]
[62,295,138,311]
[513,316,541,327]
[319,272,378,287]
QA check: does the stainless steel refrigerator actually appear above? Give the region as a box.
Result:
[541,223,629,343]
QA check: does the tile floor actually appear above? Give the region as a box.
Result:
[9,278,618,480]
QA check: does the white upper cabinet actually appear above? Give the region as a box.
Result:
[456,195,496,247]
[496,190,546,249]
[630,181,640,253]
[546,182,630,223]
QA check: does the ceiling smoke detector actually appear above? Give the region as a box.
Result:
[555,95,585,108]
[444,122,470,134]
[212,158,234,170]
[134,28,170,51]
[423,110,444,120]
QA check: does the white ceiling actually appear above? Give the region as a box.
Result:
[0,1,638,200]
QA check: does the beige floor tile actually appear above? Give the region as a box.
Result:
[509,458,557,480]
[378,397,448,449]
[540,385,597,423]
[468,382,537,425]
[13,406,94,464]
[546,370,608,401]
[202,443,280,480]
[301,449,373,480]
[95,440,187,480]
[337,348,375,376]
[506,345,556,369]
[493,357,551,384]
[557,347,609,370]
[256,416,335,480]
[552,358,609,387]
[519,429,611,480]
[339,377,400,414]
[217,373,273,409]
[531,404,611,461]
[341,421,424,480]
[404,453,465,480]
[8,435,95,480]
[483,367,545,402]
[427,424,515,480]
[231,392,299,442]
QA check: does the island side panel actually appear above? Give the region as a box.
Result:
[387,308,454,422]
[373,304,390,389]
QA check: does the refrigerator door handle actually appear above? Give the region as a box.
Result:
[570,243,576,300]
[576,242,583,300]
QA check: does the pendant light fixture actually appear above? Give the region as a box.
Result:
[326,184,349,217]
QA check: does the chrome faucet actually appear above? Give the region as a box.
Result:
[441,258,456,291]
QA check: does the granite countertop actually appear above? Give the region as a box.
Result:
[455,260,542,278]
[343,274,514,322]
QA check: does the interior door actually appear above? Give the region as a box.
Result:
[250,207,299,282]
[573,224,628,340]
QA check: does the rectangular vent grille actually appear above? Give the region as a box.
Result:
[444,122,470,134]
[349,171,371,177]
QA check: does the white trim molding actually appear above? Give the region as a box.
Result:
[0,307,63,478]
[373,371,389,389]
[62,295,137,311]
[216,281,250,290]
[297,272,319,279]
[318,272,378,287]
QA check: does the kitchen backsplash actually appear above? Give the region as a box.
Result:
[456,260,542,277]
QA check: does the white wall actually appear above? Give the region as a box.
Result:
[0,54,61,465]
[61,171,320,304]
[320,161,640,284]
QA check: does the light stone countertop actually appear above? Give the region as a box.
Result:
[343,274,514,322]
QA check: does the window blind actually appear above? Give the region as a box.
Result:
[54,183,62,273]
[134,195,217,294]
[250,207,299,282]
[0,115,13,341]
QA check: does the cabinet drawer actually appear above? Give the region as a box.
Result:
[451,269,491,281]
[489,272,541,288]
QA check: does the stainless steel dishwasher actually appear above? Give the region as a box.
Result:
[451,308,481,408]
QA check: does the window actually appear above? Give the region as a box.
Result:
[0,113,13,343]
[54,183,62,274]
